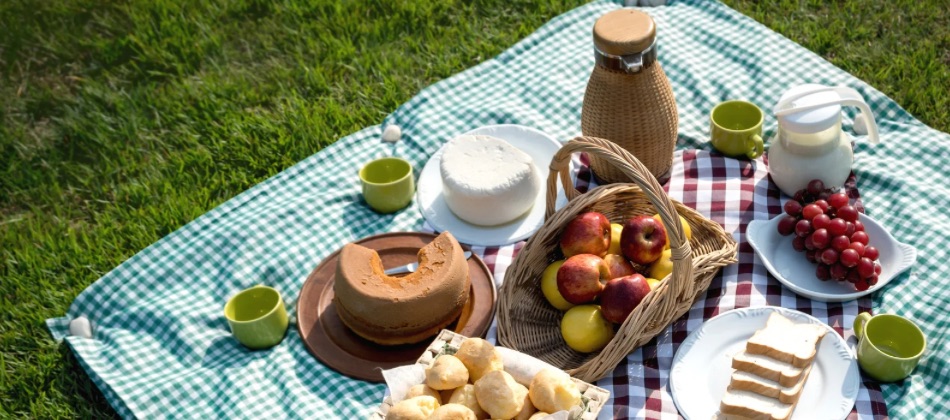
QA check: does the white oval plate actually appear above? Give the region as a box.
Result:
[670,306,860,420]
[746,212,916,302]
[416,124,567,247]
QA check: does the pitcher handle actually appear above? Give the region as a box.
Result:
[774,86,880,145]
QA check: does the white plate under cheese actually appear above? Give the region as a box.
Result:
[439,135,542,226]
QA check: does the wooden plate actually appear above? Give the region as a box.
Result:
[297,232,497,382]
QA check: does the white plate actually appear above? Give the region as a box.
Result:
[670,306,860,420]
[747,213,916,302]
[416,124,567,247]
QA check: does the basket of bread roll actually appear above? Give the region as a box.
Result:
[373,329,609,420]
[496,137,738,382]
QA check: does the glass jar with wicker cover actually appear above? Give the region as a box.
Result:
[496,137,737,382]
[581,9,678,184]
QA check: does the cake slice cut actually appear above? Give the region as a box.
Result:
[729,363,814,405]
[732,351,807,388]
[719,389,795,420]
[745,312,827,368]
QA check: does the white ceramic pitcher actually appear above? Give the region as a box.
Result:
[768,84,880,196]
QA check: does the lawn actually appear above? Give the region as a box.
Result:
[1,0,947,417]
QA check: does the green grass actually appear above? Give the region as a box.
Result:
[1,0,947,417]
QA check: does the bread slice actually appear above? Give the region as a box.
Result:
[745,313,826,368]
[729,363,814,405]
[719,312,827,419]
[732,351,807,388]
[719,389,795,420]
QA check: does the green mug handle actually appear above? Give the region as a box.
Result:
[854,312,872,339]
[745,134,764,159]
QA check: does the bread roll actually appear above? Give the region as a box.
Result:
[528,369,581,413]
[474,370,528,419]
[386,396,440,420]
[455,338,503,382]
[447,384,488,419]
[426,403,477,420]
[406,384,442,404]
[513,393,537,420]
[426,355,469,390]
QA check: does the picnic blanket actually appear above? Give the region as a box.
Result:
[48,0,949,418]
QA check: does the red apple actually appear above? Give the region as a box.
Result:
[560,212,611,258]
[620,215,667,265]
[603,254,636,279]
[600,273,651,324]
[556,254,611,304]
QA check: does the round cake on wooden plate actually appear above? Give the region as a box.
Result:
[333,231,471,345]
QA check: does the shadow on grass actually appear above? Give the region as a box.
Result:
[56,343,120,419]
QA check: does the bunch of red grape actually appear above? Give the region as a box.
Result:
[776,179,882,291]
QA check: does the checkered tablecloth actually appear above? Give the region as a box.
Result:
[48,0,949,418]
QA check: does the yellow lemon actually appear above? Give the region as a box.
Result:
[646,277,662,290]
[648,248,673,280]
[560,305,615,353]
[541,260,574,311]
[606,223,624,255]
[653,214,692,249]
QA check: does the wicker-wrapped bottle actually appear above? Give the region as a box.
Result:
[581,9,678,184]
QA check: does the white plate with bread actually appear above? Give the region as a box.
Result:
[416,124,567,247]
[670,306,860,420]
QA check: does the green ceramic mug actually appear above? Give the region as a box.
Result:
[709,100,765,159]
[853,312,926,382]
[359,157,415,214]
[224,285,289,350]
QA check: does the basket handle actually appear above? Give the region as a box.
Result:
[546,137,694,298]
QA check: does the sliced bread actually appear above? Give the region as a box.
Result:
[729,363,814,405]
[719,388,795,420]
[745,312,826,368]
[720,312,827,419]
[732,351,807,388]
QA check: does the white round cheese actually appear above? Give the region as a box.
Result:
[439,135,542,226]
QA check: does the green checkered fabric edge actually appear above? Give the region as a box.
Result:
[48,0,949,418]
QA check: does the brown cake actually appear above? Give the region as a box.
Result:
[333,231,470,345]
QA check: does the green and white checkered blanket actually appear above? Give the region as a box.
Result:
[48,0,949,418]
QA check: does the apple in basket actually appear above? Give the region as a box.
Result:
[620,215,668,265]
[560,212,611,258]
[600,273,651,324]
[557,254,611,304]
[604,254,636,279]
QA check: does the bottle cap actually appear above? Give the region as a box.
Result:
[593,9,656,56]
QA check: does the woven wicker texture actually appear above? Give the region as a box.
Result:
[581,64,678,184]
[496,137,738,383]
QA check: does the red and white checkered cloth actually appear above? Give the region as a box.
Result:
[429,149,887,419]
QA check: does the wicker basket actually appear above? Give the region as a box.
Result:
[496,137,738,382]
[372,329,610,420]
